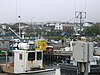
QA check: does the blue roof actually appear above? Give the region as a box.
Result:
[61,32,69,36]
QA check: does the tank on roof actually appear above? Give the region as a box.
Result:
[18,43,29,50]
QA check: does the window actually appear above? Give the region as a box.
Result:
[28,52,35,61]
[37,52,42,60]
[56,27,58,29]
[19,54,22,60]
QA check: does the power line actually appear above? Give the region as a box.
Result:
[75,0,87,11]
[16,0,18,23]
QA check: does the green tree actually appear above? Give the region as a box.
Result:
[84,26,100,36]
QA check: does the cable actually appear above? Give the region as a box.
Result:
[16,0,17,22]
[75,0,77,11]
[66,18,76,23]
[84,0,86,11]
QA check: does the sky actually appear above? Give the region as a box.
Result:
[0,0,100,23]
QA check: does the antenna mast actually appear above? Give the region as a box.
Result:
[75,11,86,35]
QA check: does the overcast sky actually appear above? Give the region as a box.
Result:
[0,0,100,23]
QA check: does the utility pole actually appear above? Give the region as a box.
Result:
[75,11,86,36]
[31,17,34,38]
[18,16,21,38]
[31,18,33,37]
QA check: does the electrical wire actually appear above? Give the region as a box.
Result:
[16,0,18,23]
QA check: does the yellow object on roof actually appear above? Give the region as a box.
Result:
[35,39,47,51]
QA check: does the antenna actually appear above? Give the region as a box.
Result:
[75,11,86,35]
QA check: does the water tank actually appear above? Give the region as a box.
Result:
[18,43,29,50]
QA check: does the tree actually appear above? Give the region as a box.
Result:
[84,26,100,36]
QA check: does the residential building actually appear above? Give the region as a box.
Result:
[55,23,63,30]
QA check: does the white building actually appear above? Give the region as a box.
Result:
[55,23,75,32]
[83,22,94,27]
[55,23,63,30]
